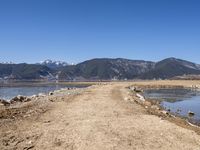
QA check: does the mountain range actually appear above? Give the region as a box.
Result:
[0,58,200,80]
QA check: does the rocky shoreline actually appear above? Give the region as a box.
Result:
[0,87,78,106]
[0,87,86,121]
[128,85,200,134]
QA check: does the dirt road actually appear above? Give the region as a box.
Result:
[1,83,200,150]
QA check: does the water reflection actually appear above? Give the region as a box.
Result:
[144,88,200,124]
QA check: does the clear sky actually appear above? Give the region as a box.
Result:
[0,0,200,64]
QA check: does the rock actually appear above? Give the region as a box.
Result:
[28,140,33,144]
[24,145,34,150]
[136,93,145,101]
[135,89,143,93]
[49,98,54,102]
[44,120,51,123]
[24,97,31,102]
[49,92,54,96]
[124,97,130,101]
[38,93,46,97]
[133,87,143,93]
[151,105,160,110]
[188,111,195,116]
[155,101,161,105]
[161,110,169,115]
[0,99,10,106]
[129,86,143,92]
[10,95,32,103]
[10,95,27,103]
[191,84,200,89]
[129,86,135,91]
[31,95,38,99]
[167,109,171,112]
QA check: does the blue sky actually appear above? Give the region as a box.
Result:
[0,0,200,64]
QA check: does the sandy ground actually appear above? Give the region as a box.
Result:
[1,82,200,150]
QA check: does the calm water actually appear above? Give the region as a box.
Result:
[0,82,89,100]
[143,88,200,124]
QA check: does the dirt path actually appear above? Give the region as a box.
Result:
[1,83,200,150]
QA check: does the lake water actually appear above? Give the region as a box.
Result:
[0,82,89,101]
[143,88,200,124]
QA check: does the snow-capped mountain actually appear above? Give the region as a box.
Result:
[0,61,15,64]
[38,59,69,69]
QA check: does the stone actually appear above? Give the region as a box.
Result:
[24,98,31,102]
[0,99,10,106]
[188,111,195,116]
[124,97,130,101]
[31,95,38,98]
[129,86,135,91]
[151,105,160,110]
[133,87,143,93]
[38,93,46,97]
[10,95,26,103]
[10,95,32,103]
[161,110,169,115]
[49,92,54,96]
[136,93,145,101]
